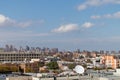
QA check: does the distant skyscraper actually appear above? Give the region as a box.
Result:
[26,45,30,51]
[106,51,109,54]
[10,45,14,52]
[100,50,104,54]
[51,48,58,53]
[77,49,80,53]
[111,51,116,54]
[36,47,41,51]
[118,51,120,54]
[5,44,10,52]
[19,46,23,52]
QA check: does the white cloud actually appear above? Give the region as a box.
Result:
[17,21,32,28]
[91,11,120,19]
[52,22,95,33]
[77,0,120,11]
[52,24,79,33]
[0,14,9,23]
[78,4,87,11]
[0,14,44,27]
[113,11,120,18]
[0,14,15,26]
[91,15,101,19]
[82,22,94,28]
[0,14,32,27]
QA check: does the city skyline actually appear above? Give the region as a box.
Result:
[0,0,120,51]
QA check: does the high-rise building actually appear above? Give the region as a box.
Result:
[26,45,30,51]
[5,45,10,52]
[10,45,14,52]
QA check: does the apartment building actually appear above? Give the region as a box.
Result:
[0,52,42,63]
[101,55,117,69]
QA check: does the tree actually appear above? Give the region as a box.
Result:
[46,61,59,70]
[38,62,45,67]
[0,66,18,72]
[86,59,92,63]
[25,68,32,73]
[79,55,84,59]
[81,64,87,68]
[68,64,76,69]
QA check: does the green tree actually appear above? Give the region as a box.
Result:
[82,64,87,68]
[68,64,76,69]
[38,62,45,67]
[79,55,84,59]
[46,61,59,70]
[86,59,93,63]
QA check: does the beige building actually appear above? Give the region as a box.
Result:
[101,55,117,69]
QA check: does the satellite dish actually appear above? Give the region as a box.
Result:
[74,65,84,74]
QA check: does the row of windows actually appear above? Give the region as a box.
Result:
[0,57,40,62]
[0,60,24,61]
[0,53,44,62]
[0,56,40,58]
[0,54,41,56]
[0,57,40,59]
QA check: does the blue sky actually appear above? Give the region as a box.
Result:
[0,0,120,51]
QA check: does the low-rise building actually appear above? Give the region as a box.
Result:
[101,55,117,69]
[0,52,42,63]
